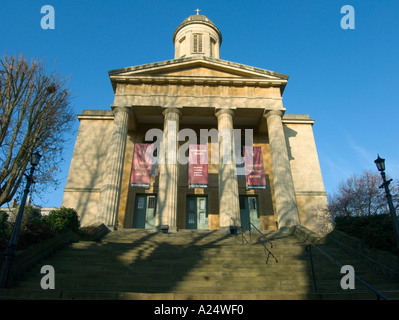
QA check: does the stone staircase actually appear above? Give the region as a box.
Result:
[1,227,399,300]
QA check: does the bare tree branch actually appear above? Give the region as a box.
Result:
[328,170,399,219]
[0,54,75,206]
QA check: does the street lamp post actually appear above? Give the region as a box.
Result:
[0,152,41,288]
[374,155,399,264]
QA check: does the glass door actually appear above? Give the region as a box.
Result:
[186,196,208,229]
[239,196,260,231]
[133,195,157,229]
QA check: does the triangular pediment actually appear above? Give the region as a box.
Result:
[147,65,246,79]
[109,56,289,91]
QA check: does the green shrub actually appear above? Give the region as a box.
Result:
[43,207,80,233]
[335,214,396,253]
[23,205,43,226]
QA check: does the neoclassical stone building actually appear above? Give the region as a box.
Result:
[62,13,327,232]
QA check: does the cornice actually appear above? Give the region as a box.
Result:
[109,56,289,81]
[110,75,287,88]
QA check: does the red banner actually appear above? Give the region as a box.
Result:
[130,143,154,188]
[188,144,208,188]
[244,146,266,189]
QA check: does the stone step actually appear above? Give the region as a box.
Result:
[9,278,322,292]
[8,228,399,300]
[57,242,306,254]
[13,276,397,296]
[3,287,399,300]
[19,262,392,285]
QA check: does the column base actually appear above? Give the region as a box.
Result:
[217,226,239,235]
[156,225,178,233]
[106,224,118,231]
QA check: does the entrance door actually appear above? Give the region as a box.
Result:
[133,195,156,229]
[239,196,260,231]
[186,196,208,230]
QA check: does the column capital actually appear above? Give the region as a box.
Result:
[111,105,137,132]
[111,105,133,116]
[263,109,285,120]
[215,108,235,118]
[162,107,182,118]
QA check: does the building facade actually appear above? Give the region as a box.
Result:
[62,13,328,232]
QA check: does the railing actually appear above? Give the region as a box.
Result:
[306,243,389,300]
[237,222,278,264]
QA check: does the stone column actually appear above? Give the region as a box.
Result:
[97,106,131,228]
[265,110,300,228]
[156,107,182,232]
[216,108,240,229]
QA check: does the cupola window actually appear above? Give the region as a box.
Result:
[193,33,203,53]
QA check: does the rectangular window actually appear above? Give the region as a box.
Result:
[189,199,195,211]
[148,197,155,209]
[249,198,256,210]
[199,198,205,210]
[193,34,203,53]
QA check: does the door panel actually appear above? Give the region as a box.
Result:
[133,195,157,229]
[186,197,197,229]
[239,196,250,230]
[197,197,208,230]
[239,196,260,231]
[133,195,146,229]
[186,196,208,229]
[145,195,156,229]
[248,196,260,230]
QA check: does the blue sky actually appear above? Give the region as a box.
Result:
[1,0,398,207]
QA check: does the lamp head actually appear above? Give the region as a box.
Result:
[31,152,42,166]
[374,154,385,172]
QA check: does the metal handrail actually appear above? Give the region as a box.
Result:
[306,242,389,300]
[238,222,278,264]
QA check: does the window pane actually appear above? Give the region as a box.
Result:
[199,198,205,210]
[148,197,155,209]
[249,198,256,210]
[189,199,195,211]
[193,34,203,53]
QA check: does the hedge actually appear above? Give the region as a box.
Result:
[334,214,397,253]
[0,206,81,251]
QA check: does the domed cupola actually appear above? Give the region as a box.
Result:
[173,10,222,59]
